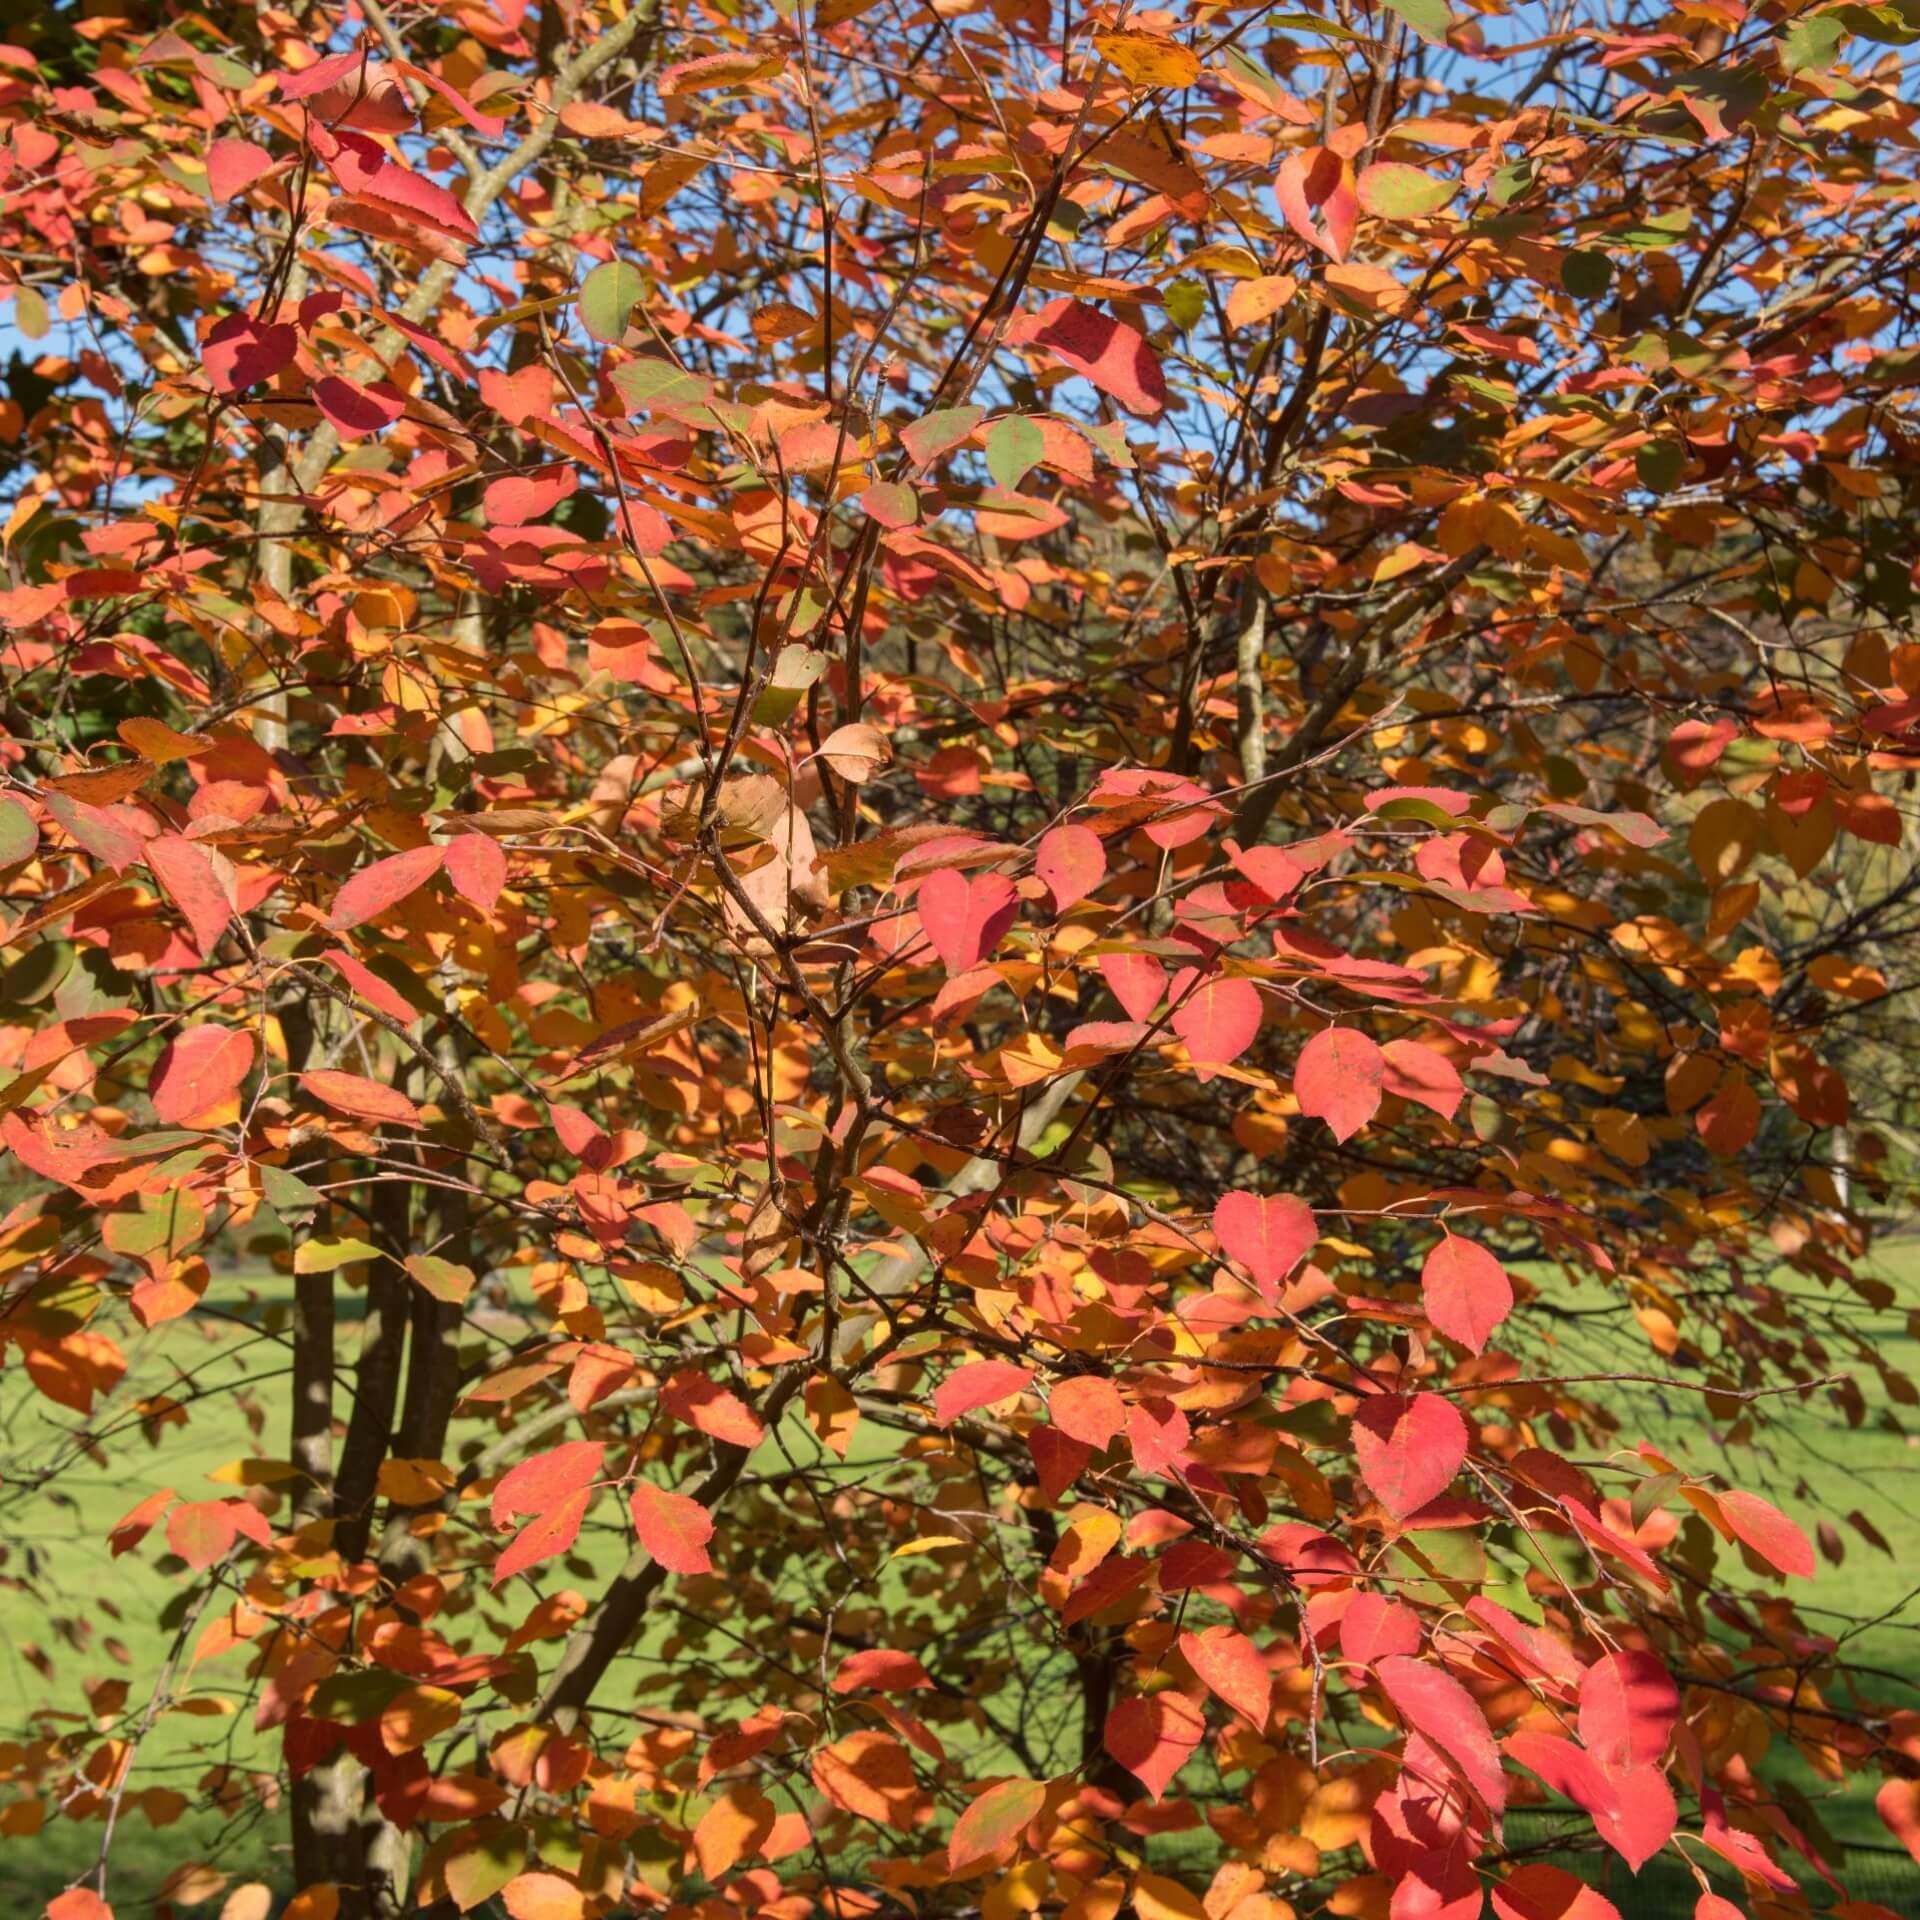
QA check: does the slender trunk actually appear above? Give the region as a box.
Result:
[332,1177,413,1566]
[282,995,336,1524]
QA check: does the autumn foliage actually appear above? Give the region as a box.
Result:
[2,3,1920,1920]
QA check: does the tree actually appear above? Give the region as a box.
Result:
[1,2,1918,1918]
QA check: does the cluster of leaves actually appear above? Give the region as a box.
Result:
[1,3,1920,1920]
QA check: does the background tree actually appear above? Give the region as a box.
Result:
[1,3,1919,1920]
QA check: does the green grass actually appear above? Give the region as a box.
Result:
[1,1272,303,1902]
[4,1251,1917,1912]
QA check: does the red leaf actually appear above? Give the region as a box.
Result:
[1276,146,1357,261]
[1352,1392,1467,1519]
[1507,1732,1673,1871]
[150,1025,256,1126]
[1014,298,1167,416]
[166,1499,236,1570]
[203,313,296,392]
[1213,1190,1316,1298]
[322,948,419,1023]
[1377,1654,1506,1817]
[108,1487,175,1557]
[276,49,363,98]
[329,844,446,930]
[1295,1027,1384,1141]
[1490,1865,1619,1920]
[1596,1764,1677,1872]
[663,1369,765,1448]
[48,1893,114,1920]
[330,134,479,242]
[916,868,1019,974]
[393,58,509,138]
[484,467,575,526]
[1034,824,1106,912]
[298,1068,423,1129]
[494,1486,592,1585]
[206,137,274,204]
[445,834,509,913]
[630,1481,715,1574]
[146,834,234,958]
[1171,975,1262,1077]
[934,1360,1033,1427]
[1381,1037,1464,1120]
[1099,950,1166,1021]
[1340,1592,1422,1665]
[1421,1234,1514,1354]
[1103,1689,1205,1800]
[1180,1624,1270,1729]
[311,373,408,440]
[1126,1398,1191,1477]
[551,1103,612,1168]
[1049,1375,1126,1449]
[1694,1900,1744,1920]
[1717,1487,1815,1578]
[44,792,148,871]
[1877,1778,1920,1865]
[491,1440,606,1528]
[833,1649,933,1694]
[948,1776,1046,1874]
[1577,1649,1678,1772]
[1465,1596,1582,1686]
[1027,1426,1090,1503]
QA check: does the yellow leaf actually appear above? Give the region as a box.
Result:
[1225,275,1297,332]
[205,1458,300,1486]
[694,1782,776,1881]
[1133,1873,1207,1920]
[378,1457,456,1504]
[381,1684,463,1754]
[1093,29,1201,88]
[893,1534,968,1557]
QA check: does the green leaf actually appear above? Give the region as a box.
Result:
[14,288,47,341]
[1833,2,1919,47]
[1078,418,1134,470]
[1782,13,1850,67]
[309,1667,413,1724]
[752,645,831,724]
[200,54,257,90]
[1379,0,1454,42]
[436,1822,528,1915]
[610,357,713,418]
[1265,11,1370,41]
[0,942,72,1011]
[1631,1471,1684,1531]
[1559,249,1614,301]
[949,1776,1048,1873]
[0,795,39,866]
[1163,277,1207,330]
[900,404,984,468]
[1635,441,1685,492]
[1370,797,1467,830]
[1619,209,1692,250]
[294,1235,384,1274]
[579,260,646,344]
[1541,802,1667,847]
[986,417,1045,490]
[1489,161,1534,207]
[104,1187,206,1261]
[1358,162,1457,219]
